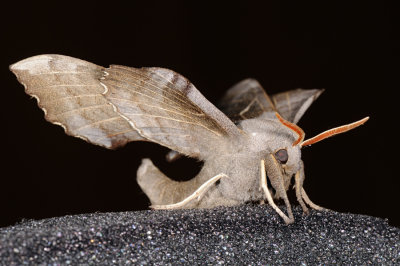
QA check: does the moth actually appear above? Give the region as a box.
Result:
[10,55,369,224]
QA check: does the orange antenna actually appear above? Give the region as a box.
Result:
[275,112,305,146]
[301,117,369,147]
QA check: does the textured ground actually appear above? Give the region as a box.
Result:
[0,205,399,265]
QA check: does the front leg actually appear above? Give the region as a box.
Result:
[295,160,328,212]
[294,160,309,214]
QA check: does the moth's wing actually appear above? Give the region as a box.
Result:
[219,78,323,124]
[10,54,144,149]
[271,89,324,124]
[218,78,277,122]
[100,65,241,159]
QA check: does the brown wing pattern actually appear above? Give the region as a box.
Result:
[219,78,323,124]
[11,55,241,158]
[10,55,144,149]
[101,65,240,158]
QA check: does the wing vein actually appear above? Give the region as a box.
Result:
[123,113,222,136]
[73,116,121,131]
[46,84,99,88]
[146,69,176,87]
[108,97,205,120]
[54,103,110,116]
[105,81,202,115]
[107,68,190,104]
[31,71,94,76]
[94,129,137,143]
[44,94,102,104]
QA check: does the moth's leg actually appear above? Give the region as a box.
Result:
[297,161,328,212]
[260,159,294,224]
[301,188,327,211]
[151,173,228,210]
[294,161,309,214]
[295,172,309,214]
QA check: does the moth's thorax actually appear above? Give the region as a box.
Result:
[239,118,296,150]
[238,117,302,174]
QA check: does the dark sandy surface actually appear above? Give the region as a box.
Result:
[0,205,399,265]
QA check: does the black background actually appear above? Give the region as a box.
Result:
[1,1,398,227]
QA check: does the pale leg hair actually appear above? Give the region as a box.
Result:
[301,188,327,211]
[260,159,294,224]
[295,171,309,214]
[296,160,328,212]
[150,173,228,210]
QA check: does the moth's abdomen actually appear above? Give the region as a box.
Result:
[136,159,202,206]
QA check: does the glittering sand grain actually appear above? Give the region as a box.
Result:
[1,205,399,264]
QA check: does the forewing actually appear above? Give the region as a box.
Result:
[101,65,241,159]
[10,54,144,149]
[218,78,276,122]
[272,89,323,124]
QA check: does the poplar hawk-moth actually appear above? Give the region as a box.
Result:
[10,55,368,224]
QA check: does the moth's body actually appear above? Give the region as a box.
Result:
[10,54,368,224]
[138,116,301,208]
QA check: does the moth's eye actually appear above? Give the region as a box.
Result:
[275,149,288,164]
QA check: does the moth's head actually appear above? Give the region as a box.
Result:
[270,142,302,179]
[269,112,369,178]
[240,112,369,176]
[240,116,302,175]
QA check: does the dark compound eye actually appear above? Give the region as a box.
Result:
[275,149,288,164]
